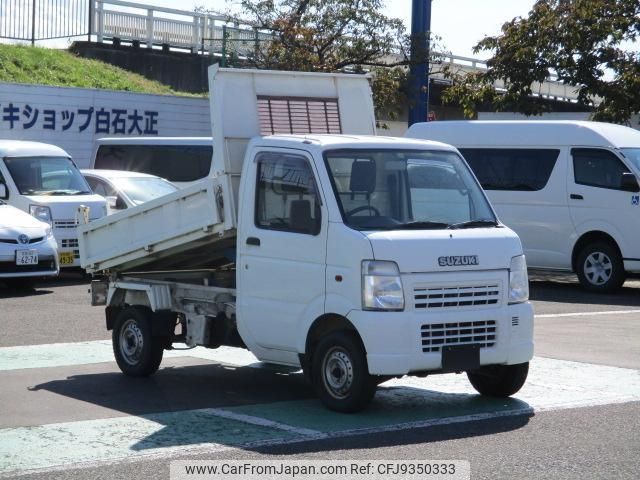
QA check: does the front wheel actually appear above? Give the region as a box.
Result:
[576,242,625,293]
[112,307,164,376]
[467,362,529,397]
[312,331,377,412]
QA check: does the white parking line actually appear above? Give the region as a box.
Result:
[536,309,640,318]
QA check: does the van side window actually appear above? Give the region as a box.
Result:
[94,145,212,182]
[86,177,116,197]
[572,148,630,190]
[459,148,559,191]
[255,152,321,235]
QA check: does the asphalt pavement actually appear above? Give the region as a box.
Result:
[0,271,639,480]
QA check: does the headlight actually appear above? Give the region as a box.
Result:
[362,260,404,311]
[509,254,529,304]
[29,205,52,226]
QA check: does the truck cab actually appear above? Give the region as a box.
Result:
[80,67,533,412]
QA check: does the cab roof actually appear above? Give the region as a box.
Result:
[0,140,70,158]
[253,134,457,152]
[406,120,640,148]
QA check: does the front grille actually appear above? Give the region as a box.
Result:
[0,258,57,274]
[414,284,500,310]
[421,320,496,353]
[0,237,45,244]
[61,239,79,248]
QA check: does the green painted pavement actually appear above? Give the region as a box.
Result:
[0,409,294,474]
[0,341,261,371]
[225,357,640,434]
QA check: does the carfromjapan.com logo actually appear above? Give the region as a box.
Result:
[632,195,639,206]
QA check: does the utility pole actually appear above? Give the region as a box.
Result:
[408,0,432,126]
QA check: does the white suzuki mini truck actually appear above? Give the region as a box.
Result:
[81,67,534,412]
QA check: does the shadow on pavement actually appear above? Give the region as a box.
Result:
[28,361,532,453]
[529,271,640,307]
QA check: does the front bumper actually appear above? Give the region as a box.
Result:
[347,301,534,376]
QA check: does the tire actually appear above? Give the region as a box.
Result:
[312,331,376,413]
[576,242,625,293]
[112,307,164,376]
[467,362,529,397]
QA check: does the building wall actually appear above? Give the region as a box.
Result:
[0,83,211,167]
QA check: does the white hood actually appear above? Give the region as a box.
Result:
[364,227,523,273]
[25,194,106,220]
[0,203,49,235]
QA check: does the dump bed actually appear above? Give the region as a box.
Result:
[79,178,231,273]
[79,66,375,274]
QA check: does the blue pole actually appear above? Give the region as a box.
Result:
[409,0,432,126]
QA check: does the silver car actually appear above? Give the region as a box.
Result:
[0,200,59,289]
[81,170,178,215]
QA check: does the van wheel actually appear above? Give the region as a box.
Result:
[113,307,164,376]
[312,331,376,412]
[467,362,529,397]
[576,242,625,292]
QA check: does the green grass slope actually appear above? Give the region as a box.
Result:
[0,44,196,96]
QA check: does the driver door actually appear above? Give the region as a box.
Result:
[237,149,327,352]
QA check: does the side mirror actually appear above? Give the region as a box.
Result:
[621,172,640,192]
[106,195,126,210]
[0,183,7,200]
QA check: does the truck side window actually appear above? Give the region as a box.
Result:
[572,148,631,190]
[255,152,321,235]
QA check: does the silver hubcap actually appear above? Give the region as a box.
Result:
[584,252,613,286]
[322,347,354,399]
[119,319,144,365]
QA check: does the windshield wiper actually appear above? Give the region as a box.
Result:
[395,221,451,230]
[73,191,92,195]
[448,219,499,229]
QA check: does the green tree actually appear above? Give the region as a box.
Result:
[208,0,443,126]
[443,0,640,124]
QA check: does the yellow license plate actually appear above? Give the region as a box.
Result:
[59,252,76,265]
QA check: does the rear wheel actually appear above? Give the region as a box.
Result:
[312,331,377,412]
[576,242,625,292]
[112,307,164,376]
[467,362,529,397]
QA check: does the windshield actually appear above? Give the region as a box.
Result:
[3,156,91,195]
[113,177,178,205]
[325,149,496,230]
[621,149,640,172]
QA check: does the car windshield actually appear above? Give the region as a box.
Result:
[3,156,91,195]
[621,148,640,172]
[112,176,178,205]
[325,149,496,230]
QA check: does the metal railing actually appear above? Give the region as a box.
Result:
[0,0,92,44]
[95,0,226,51]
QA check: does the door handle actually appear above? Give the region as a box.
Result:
[570,194,584,200]
[246,237,261,246]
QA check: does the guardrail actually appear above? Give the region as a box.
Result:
[0,0,92,44]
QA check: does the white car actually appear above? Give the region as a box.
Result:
[81,170,178,214]
[0,200,59,288]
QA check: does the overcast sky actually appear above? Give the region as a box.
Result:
[145,0,537,59]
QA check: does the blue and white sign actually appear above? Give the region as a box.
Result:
[0,83,211,167]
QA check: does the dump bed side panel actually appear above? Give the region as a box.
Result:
[79,177,230,273]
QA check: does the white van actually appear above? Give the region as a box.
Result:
[406,121,640,292]
[0,141,107,268]
[90,137,213,188]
